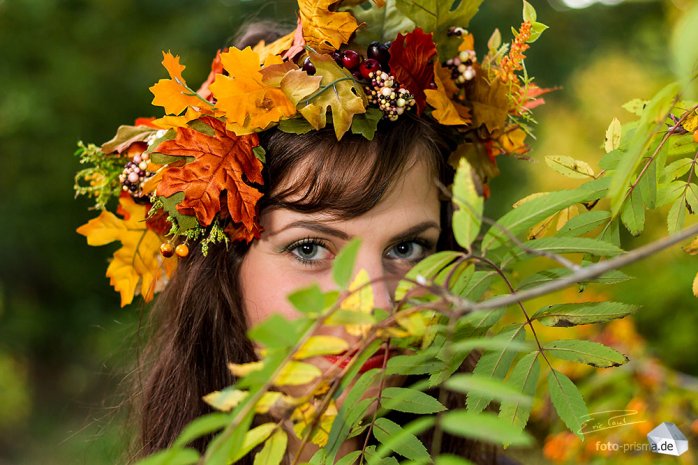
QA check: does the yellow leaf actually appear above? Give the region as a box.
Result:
[340,268,374,337]
[512,192,549,208]
[274,361,322,386]
[528,214,555,240]
[298,0,359,53]
[425,62,470,126]
[210,47,296,134]
[203,388,248,411]
[76,195,170,306]
[682,235,698,255]
[297,52,367,139]
[228,361,265,378]
[395,312,427,337]
[604,117,622,153]
[294,335,349,359]
[252,31,295,64]
[682,110,698,132]
[693,272,698,298]
[292,400,338,447]
[556,205,579,231]
[545,155,595,179]
[280,69,323,107]
[149,51,206,116]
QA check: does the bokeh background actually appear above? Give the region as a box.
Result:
[1,0,696,464]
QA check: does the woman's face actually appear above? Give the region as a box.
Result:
[241,154,441,329]
[239,153,441,412]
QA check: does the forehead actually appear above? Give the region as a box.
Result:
[261,157,441,238]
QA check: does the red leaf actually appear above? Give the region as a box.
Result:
[156,116,264,232]
[388,28,437,115]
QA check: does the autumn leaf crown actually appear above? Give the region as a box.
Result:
[74,0,549,306]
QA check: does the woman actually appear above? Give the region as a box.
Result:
[74,3,540,463]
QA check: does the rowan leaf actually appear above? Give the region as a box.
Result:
[253,429,287,465]
[440,410,533,447]
[481,177,610,252]
[547,369,588,440]
[544,339,629,368]
[76,195,170,307]
[452,157,483,251]
[209,47,296,134]
[339,268,375,337]
[150,51,208,116]
[394,251,463,301]
[388,28,437,114]
[156,116,264,232]
[556,210,611,237]
[445,373,532,406]
[620,188,645,236]
[333,238,362,289]
[372,417,430,461]
[229,423,277,463]
[298,52,367,140]
[298,0,359,53]
[604,117,622,153]
[532,301,639,327]
[693,272,698,297]
[545,155,595,179]
[381,387,446,414]
[466,326,525,414]
[274,361,323,386]
[498,352,540,445]
[294,335,349,359]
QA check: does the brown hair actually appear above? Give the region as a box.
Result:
[129,23,500,465]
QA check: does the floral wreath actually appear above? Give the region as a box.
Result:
[74,0,550,306]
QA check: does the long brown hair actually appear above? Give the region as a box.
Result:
[130,23,500,465]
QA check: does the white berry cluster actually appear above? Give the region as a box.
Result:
[364,71,416,122]
[119,151,154,198]
[445,50,477,85]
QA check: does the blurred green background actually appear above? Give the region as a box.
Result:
[1,0,696,464]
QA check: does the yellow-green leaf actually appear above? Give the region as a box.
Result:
[253,429,288,465]
[604,117,622,153]
[274,361,322,386]
[339,268,375,337]
[452,157,483,251]
[545,156,595,179]
[294,335,349,359]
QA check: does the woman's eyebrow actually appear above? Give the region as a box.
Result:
[270,220,441,241]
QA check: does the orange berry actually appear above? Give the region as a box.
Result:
[160,242,174,258]
[175,243,189,257]
[693,130,698,143]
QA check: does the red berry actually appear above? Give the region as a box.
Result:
[342,50,361,70]
[302,57,316,75]
[331,51,344,66]
[359,58,381,79]
[427,81,438,89]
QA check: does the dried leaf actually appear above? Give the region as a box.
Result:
[299,0,359,53]
[425,62,470,125]
[297,53,367,140]
[156,116,264,232]
[150,51,207,116]
[469,64,509,134]
[76,195,171,306]
[388,28,437,114]
[210,47,296,134]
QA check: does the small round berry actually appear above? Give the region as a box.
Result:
[694,130,698,143]
[360,59,381,79]
[138,161,148,171]
[342,49,361,70]
[302,57,316,75]
[428,81,438,89]
[160,242,175,258]
[367,41,390,64]
[175,243,189,258]
[331,51,344,66]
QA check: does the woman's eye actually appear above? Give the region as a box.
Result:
[387,240,431,262]
[288,239,332,266]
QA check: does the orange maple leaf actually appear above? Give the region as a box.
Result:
[298,0,358,53]
[156,116,264,232]
[425,62,470,126]
[76,195,171,307]
[150,51,212,116]
[209,47,296,134]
